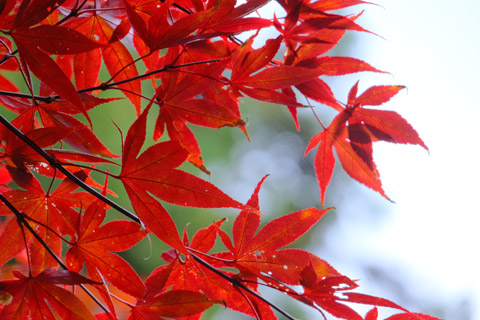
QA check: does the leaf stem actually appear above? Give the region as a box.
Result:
[186,247,235,263]
[0,59,222,104]
[91,59,221,92]
[189,252,298,320]
[0,90,52,102]
[59,162,119,177]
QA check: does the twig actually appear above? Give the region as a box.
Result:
[0,114,141,224]
[189,251,299,320]
[0,193,111,316]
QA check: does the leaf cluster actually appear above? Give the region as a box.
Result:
[0,0,437,319]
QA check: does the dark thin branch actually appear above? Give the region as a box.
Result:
[0,193,68,269]
[0,90,51,102]
[186,247,235,263]
[0,114,141,224]
[189,251,299,320]
[238,288,261,320]
[22,214,72,245]
[0,59,221,104]
[84,59,221,93]
[57,0,89,24]
[173,2,192,14]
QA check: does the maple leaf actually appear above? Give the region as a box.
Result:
[310,0,372,11]
[129,290,219,319]
[305,82,427,204]
[8,19,102,122]
[151,224,277,319]
[203,0,271,33]
[0,268,97,319]
[66,199,147,298]
[0,171,94,273]
[1,93,119,157]
[119,105,249,252]
[154,57,244,171]
[229,36,323,106]
[0,0,443,318]
[124,0,211,52]
[65,14,143,114]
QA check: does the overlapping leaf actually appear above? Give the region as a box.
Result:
[0,0,440,318]
[0,172,94,272]
[9,18,101,121]
[119,106,249,252]
[66,199,146,298]
[124,0,211,52]
[154,58,244,171]
[0,268,97,319]
[65,14,142,114]
[229,36,321,106]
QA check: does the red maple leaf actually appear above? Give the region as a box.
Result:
[0,268,98,319]
[305,82,428,205]
[118,104,249,253]
[66,199,146,298]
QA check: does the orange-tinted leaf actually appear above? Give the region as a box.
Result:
[133,290,217,318]
[250,207,330,253]
[352,85,405,107]
[352,108,428,150]
[237,65,321,89]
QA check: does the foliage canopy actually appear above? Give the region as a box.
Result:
[0,0,439,318]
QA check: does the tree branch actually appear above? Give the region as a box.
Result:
[189,251,299,320]
[0,193,111,316]
[0,114,141,224]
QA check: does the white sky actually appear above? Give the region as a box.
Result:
[323,1,480,318]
